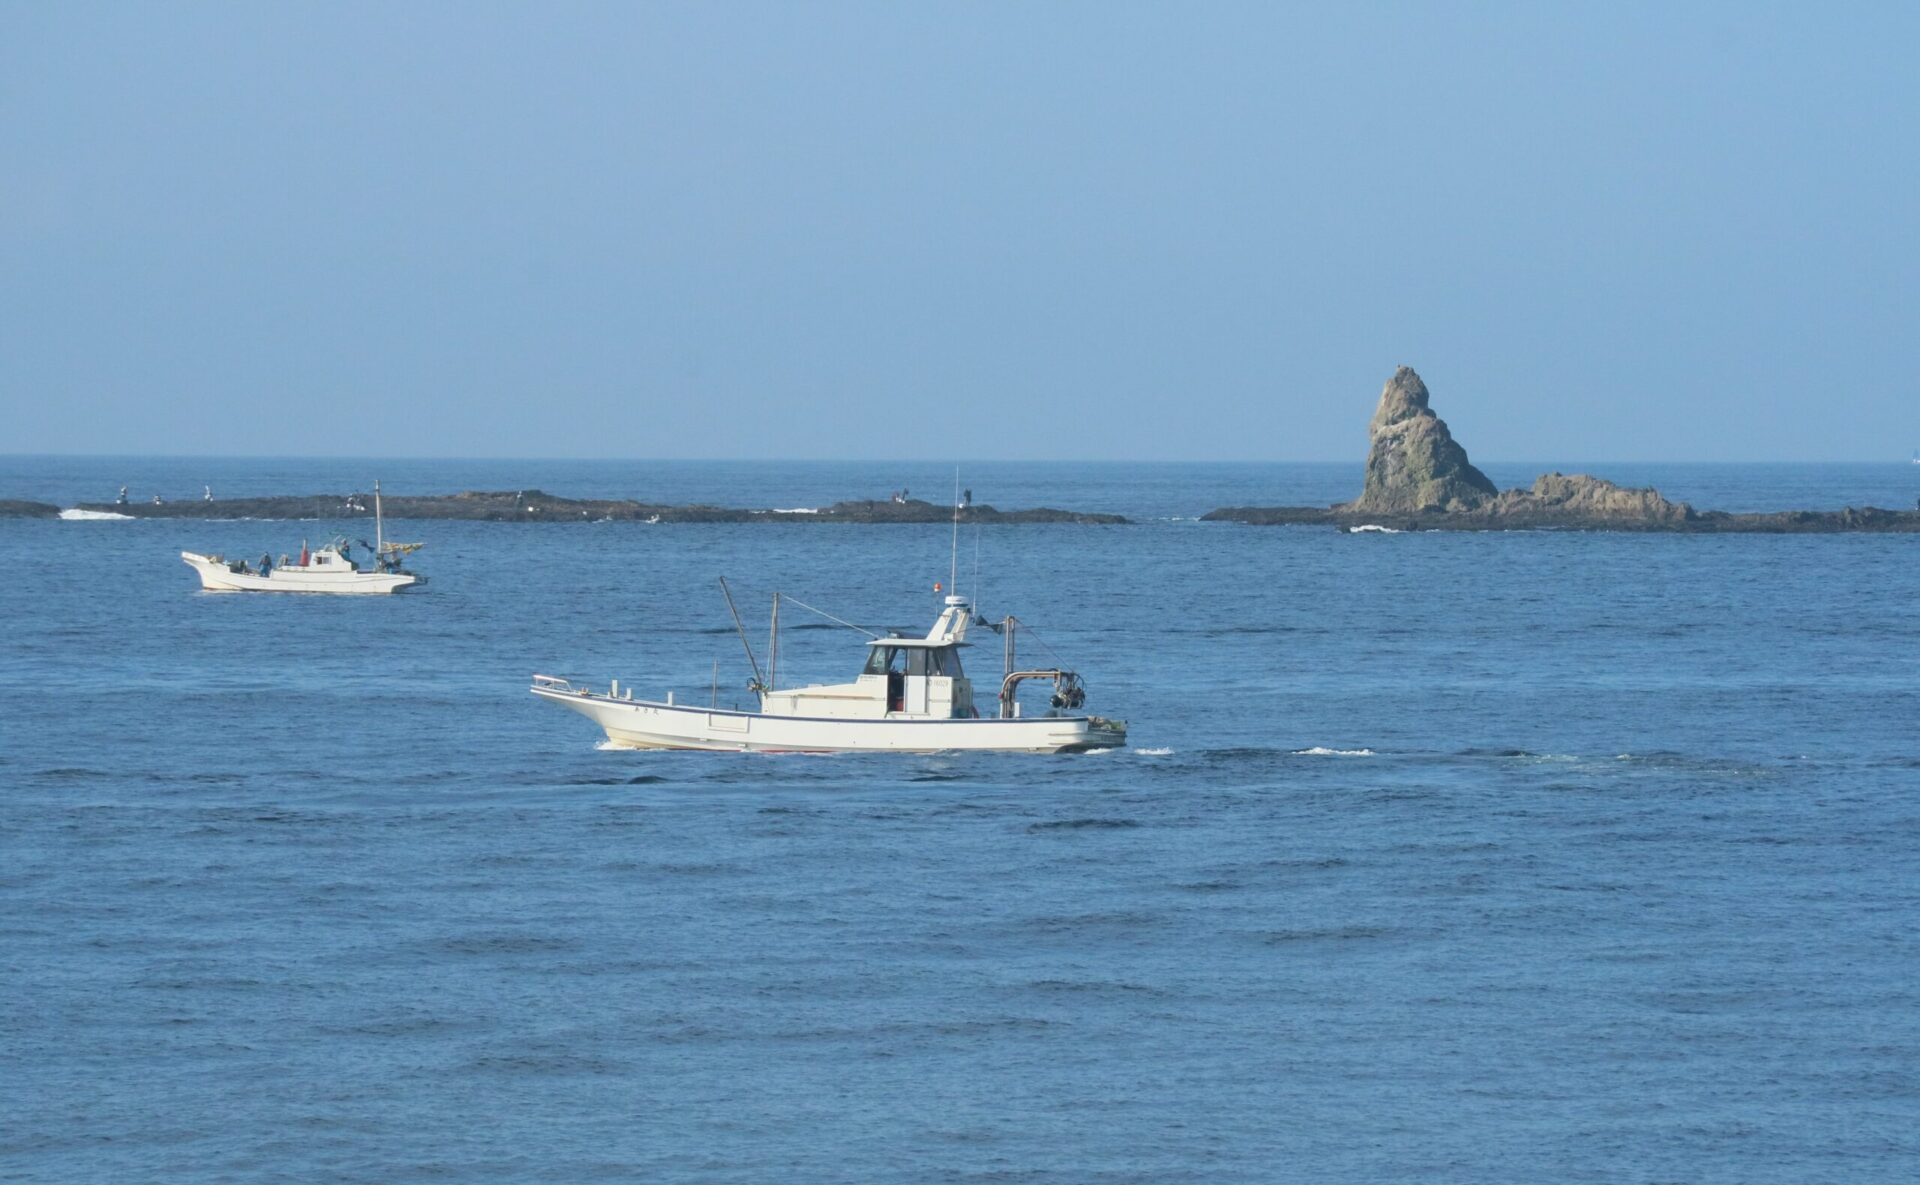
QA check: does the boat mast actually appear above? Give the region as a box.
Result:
[374,479,384,559]
[768,592,780,696]
[1001,614,1017,717]
[950,469,961,598]
[718,577,767,703]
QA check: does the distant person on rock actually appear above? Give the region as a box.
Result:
[204,486,213,502]
[116,486,128,505]
[152,494,163,505]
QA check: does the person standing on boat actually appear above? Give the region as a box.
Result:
[259,553,272,575]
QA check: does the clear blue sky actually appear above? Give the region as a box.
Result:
[3,2,1914,461]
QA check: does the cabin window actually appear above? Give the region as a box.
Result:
[867,646,963,678]
[909,647,965,678]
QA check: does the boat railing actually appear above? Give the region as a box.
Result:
[532,674,585,695]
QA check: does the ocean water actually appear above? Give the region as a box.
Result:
[4,458,1919,1183]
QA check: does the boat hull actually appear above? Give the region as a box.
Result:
[531,684,1125,754]
[182,552,422,594]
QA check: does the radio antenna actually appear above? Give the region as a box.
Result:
[950,468,961,598]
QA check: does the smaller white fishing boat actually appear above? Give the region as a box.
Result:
[181,480,426,594]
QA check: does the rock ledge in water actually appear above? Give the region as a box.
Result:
[1202,366,1920,533]
[0,500,61,519]
[61,491,1127,525]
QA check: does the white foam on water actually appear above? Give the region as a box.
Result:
[1292,746,1376,757]
[59,508,135,520]
[1347,524,1402,534]
[771,507,819,514]
[1133,747,1175,756]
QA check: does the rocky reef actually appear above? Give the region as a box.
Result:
[1205,367,1920,532]
[62,491,1127,525]
[0,500,60,519]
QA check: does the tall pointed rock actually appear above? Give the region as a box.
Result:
[1345,367,1497,513]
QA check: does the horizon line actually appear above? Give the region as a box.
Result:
[4,453,1915,467]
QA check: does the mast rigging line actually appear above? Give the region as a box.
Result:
[1008,618,1073,670]
[717,576,767,699]
[715,577,884,640]
[778,594,883,639]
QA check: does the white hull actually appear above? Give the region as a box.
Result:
[532,684,1125,754]
[182,551,421,595]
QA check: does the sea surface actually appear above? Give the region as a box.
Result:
[4,458,1919,1183]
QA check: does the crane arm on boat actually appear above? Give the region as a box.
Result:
[998,669,1087,718]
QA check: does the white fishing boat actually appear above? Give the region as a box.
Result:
[181,480,426,594]
[532,588,1125,753]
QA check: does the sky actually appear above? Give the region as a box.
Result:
[2,2,1915,461]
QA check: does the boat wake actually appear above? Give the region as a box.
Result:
[1292,746,1376,757]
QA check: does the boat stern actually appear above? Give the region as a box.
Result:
[1070,716,1128,752]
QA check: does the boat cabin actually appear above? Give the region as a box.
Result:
[760,596,979,720]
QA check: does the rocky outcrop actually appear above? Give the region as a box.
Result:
[0,499,60,518]
[61,491,1127,525]
[1344,367,1497,513]
[1202,365,1920,532]
[1202,500,1920,533]
[1482,473,1693,525]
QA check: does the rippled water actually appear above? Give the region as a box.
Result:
[4,459,1919,1182]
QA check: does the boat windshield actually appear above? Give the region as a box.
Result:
[862,645,964,678]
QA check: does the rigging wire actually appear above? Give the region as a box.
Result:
[1012,618,1073,669]
[778,593,882,639]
